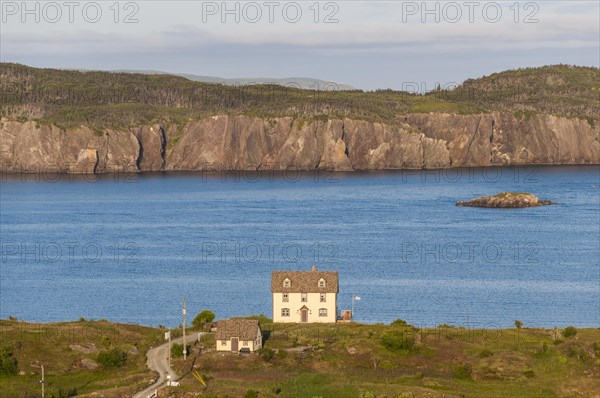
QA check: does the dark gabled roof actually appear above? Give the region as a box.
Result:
[271,270,338,293]
[215,319,261,341]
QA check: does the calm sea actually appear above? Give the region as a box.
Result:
[1,166,598,328]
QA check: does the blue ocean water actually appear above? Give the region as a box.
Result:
[0,166,598,328]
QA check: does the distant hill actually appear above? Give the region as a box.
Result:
[113,69,356,91]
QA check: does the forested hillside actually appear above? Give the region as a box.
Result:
[1,63,597,130]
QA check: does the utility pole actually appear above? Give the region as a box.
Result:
[168,328,172,369]
[40,365,45,398]
[182,298,187,360]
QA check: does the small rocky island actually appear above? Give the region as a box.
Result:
[456,192,556,208]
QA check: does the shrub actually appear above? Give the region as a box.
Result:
[478,348,493,358]
[0,346,18,375]
[563,326,577,338]
[244,389,259,398]
[557,356,567,364]
[390,319,418,331]
[380,330,414,352]
[379,360,397,369]
[259,348,274,362]
[97,349,127,368]
[586,117,595,129]
[592,342,600,358]
[567,343,590,362]
[523,369,535,378]
[54,388,78,397]
[192,310,216,329]
[391,319,410,327]
[453,363,473,380]
[277,349,288,359]
[514,320,523,329]
[171,343,190,358]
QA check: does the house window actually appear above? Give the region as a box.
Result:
[221,340,226,346]
[282,293,289,302]
[301,293,307,302]
[281,308,290,317]
[243,341,248,346]
[319,278,326,288]
[283,278,291,288]
[319,308,328,317]
[320,293,326,302]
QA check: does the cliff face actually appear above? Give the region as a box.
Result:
[1,113,598,173]
[0,120,140,173]
[407,112,599,167]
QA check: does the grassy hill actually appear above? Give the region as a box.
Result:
[169,319,600,398]
[2,318,598,398]
[0,319,165,397]
[0,63,598,130]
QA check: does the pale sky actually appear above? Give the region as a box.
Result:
[1,0,598,89]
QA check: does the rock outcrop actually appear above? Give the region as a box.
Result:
[132,125,166,171]
[456,192,556,208]
[1,112,598,173]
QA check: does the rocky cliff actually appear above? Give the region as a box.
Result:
[1,113,598,173]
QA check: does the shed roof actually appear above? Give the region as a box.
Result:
[215,319,261,341]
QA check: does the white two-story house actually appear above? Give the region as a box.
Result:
[272,266,338,323]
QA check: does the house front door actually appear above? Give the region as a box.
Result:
[231,338,238,353]
[301,308,308,323]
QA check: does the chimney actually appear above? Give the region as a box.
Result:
[311,265,316,272]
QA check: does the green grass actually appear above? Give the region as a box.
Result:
[168,321,600,398]
[0,319,164,397]
[1,318,598,398]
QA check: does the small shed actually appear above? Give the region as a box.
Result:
[215,319,262,353]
